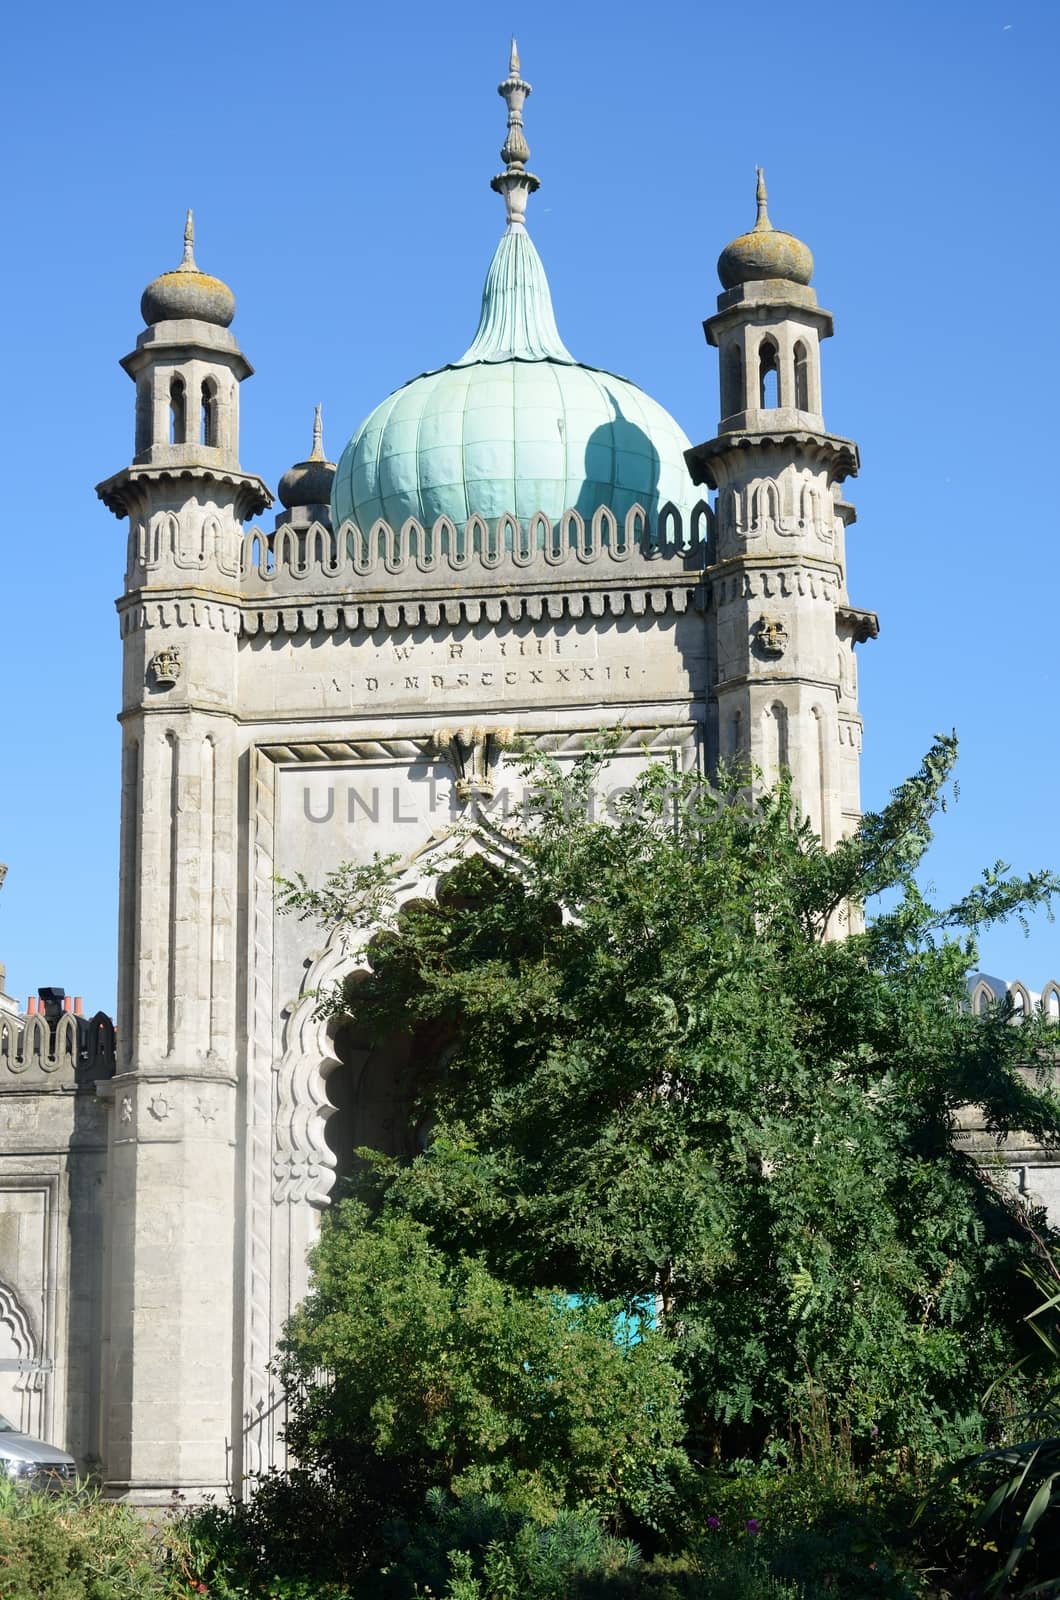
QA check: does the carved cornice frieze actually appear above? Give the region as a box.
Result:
[255,725,692,771]
[707,562,840,607]
[837,715,864,749]
[118,597,242,636]
[531,726,693,754]
[257,738,428,765]
[239,583,698,637]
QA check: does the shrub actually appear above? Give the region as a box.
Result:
[279,1204,689,1533]
[0,1479,181,1600]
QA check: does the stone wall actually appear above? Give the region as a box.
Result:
[0,1005,114,1465]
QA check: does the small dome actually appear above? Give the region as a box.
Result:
[717,170,813,290]
[278,406,337,509]
[141,211,236,328]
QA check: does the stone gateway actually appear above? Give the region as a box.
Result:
[0,46,886,1500]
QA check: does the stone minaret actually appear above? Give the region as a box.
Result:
[96,214,271,1503]
[687,172,877,845]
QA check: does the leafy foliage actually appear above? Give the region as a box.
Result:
[924,1255,1060,1595]
[279,1205,687,1529]
[280,736,1060,1464]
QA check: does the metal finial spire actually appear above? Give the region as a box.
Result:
[490,40,540,231]
[179,208,198,271]
[753,167,772,232]
[309,404,325,462]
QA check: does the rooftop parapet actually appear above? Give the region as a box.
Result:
[0,1009,116,1089]
[968,974,1060,1021]
[239,500,711,603]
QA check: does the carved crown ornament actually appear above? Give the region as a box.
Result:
[753,614,789,658]
[148,645,182,688]
[432,726,516,803]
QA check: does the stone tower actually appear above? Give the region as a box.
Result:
[96,213,271,1502]
[687,170,877,844]
[87,54,875,1502]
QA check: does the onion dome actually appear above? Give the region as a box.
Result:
[717,170,813,290]
[278,406,337,509]
[141,210,236,327]
[332,43,694,535]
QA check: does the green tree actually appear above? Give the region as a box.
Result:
[278,1205,687,1527]
[281,736,1060,1463]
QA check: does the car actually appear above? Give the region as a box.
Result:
[0,1413,77,1490]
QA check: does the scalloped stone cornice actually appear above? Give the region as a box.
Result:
[96,463,273,520]
[685,429,859,489]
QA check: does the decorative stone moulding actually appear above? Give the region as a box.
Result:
[0,1011,116,1086]
[708,564,838,607]
[130,509,244,578]
[118,598,241,638]
[754,614,788,656]
[149,645,182,687]
[432,726,516,802]
[240,584,699,638]
[240,501,711,595]
[714,475,835,544]
[685,429,860,492]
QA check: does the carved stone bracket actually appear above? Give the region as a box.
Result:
[432,726,515,802]
[837,604,880,644]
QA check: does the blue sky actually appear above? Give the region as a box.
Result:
[1,0,1057,1011]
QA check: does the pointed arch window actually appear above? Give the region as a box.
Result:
[758,340,779,408]
[793,341,810,410]
[168,376,186,445]
[723,343,744,416]
[200,377,219,447]
[135,381,151,453]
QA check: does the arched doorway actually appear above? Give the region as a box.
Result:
[323,1000,454,1198]
[0,1281,42,1436]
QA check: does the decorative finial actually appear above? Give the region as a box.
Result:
[179,208,198,272]
[310,403,325,462]
[753,167,772,232]
[490,40,540,231]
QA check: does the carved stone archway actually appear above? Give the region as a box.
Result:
[273,816,525,1210]
[0,1279,43,1437]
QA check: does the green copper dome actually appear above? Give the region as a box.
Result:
[332,46,694,537]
